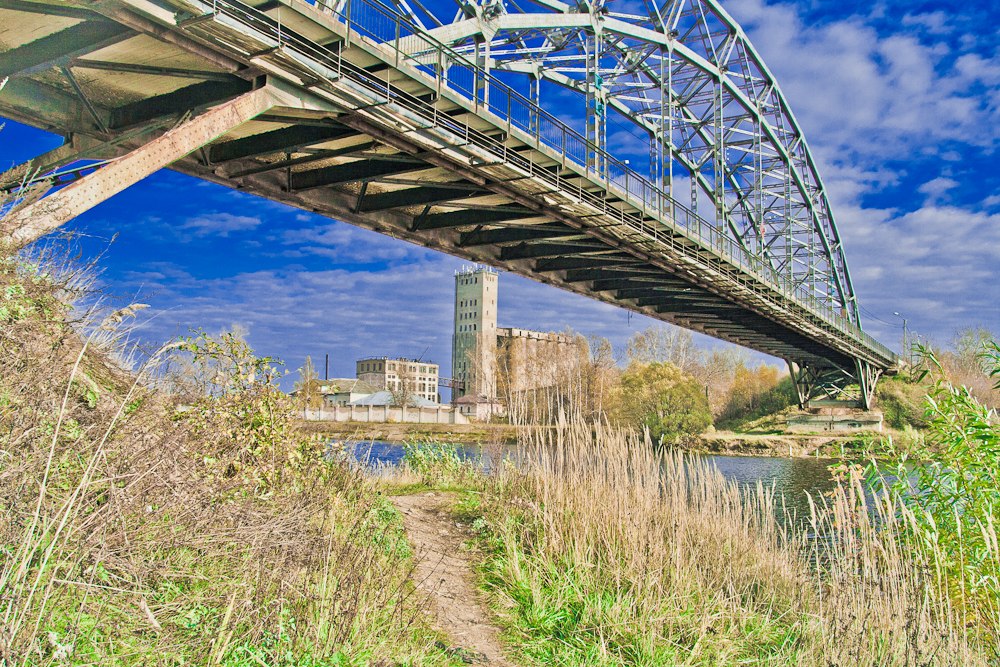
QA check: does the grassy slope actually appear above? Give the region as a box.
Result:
[0,257,460,666]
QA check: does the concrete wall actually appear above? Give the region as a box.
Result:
[786,412,883,433]
[303,405,470,425]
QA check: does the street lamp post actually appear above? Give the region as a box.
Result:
[893,312,909,367]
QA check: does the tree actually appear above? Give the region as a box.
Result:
[717,362,795,426]
[943,327,1000,407]
[583,335,620,420]
[614,362,712,442]
[625,324,699,372]
[389,362,419,407]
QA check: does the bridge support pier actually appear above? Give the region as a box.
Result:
[854,359,882,411]
[1,86,286,250]
[788,360,882,410]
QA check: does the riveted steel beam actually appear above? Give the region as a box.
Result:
[358,184,487,212]
[0,0,107,20]
[110,79,253,129]
[500,241,610,261]
[0,21,133,79]
[534,256,642,272]
[289,157,428,191]
[71,58,234,81]
[591,277,689,292]
[208,124,354,163]
[415,208,537,231]
[459,224,580,247]
[2,86,282,249]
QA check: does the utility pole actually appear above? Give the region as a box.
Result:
[325,353,329,381]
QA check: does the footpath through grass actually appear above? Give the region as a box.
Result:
[389,418,996,666]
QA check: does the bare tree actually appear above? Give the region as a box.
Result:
[625,324,700,373]
[388,362,419,407]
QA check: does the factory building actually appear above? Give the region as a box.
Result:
[356,357,440,404]
[451,266,584,409]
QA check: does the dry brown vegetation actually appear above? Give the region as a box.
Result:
[460,422,989,665]
[0,249,458,666]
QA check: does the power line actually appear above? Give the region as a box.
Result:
[858,304,898,327]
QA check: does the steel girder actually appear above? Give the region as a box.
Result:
[383,0,859,326]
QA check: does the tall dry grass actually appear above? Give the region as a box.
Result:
[0,249,452,665]
[475,420,986,665]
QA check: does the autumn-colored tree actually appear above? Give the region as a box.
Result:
[583,335,620,420]
[941,327,999,407]
[717,362,795,426]
[613,362,712,442]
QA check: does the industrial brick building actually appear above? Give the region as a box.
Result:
[451,267,584,408]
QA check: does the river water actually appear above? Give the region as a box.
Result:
[344,440,841,515]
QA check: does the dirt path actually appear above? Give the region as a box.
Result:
[392,492,514,666]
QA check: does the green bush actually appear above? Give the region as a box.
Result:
[402,441,468,484]
[614,362,713,442]
[870,342,1000,650]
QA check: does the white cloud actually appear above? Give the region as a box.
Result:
[916,176,959,203]
[181,212,262,237]
[726,0,999,163]
[279,220,428,262]
[846,205,1000,345]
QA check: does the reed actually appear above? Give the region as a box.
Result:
[472,420,986,665]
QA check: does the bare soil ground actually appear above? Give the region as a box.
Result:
[391,492,515,666]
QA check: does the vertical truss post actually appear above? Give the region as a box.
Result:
[666,43,676,223]
[788,361,816,409]
[585,28,606,180]
[855,359,881,411]
[713,71,724,250]
[2,87,281,249]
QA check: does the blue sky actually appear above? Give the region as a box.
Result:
[1,0,997,388]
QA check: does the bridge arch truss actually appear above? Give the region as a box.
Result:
[0,0,896,406]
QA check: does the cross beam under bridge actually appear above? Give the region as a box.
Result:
[0,0,897,408]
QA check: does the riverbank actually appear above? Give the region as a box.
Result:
[302,419,885,459]
[300,419,535,444]
[681,430,882,458]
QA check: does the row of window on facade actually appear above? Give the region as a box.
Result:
[359,361,434,374]
[458,324,478,332]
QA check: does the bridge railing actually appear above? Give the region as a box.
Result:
[205,0,895,365]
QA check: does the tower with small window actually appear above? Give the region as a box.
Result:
[452,266,498,398]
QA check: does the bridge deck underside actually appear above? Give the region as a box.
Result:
[0,0,892,375]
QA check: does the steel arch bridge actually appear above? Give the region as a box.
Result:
[0,0,896,406]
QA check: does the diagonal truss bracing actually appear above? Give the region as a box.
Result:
[381,0,858,325]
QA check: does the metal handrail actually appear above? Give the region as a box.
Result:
[199,0,896,365]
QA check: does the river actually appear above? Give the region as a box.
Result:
[343,440,841,516]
